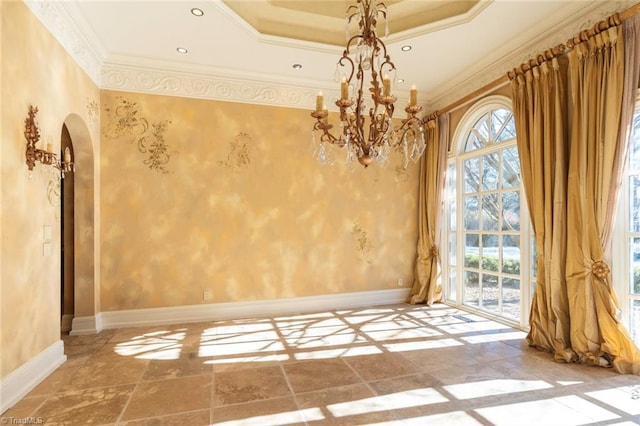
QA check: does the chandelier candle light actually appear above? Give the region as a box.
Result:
[311,0,426,168]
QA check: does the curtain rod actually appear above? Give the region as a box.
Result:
[435,2,640,116]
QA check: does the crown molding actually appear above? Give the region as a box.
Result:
[24,0,105,86]
[101,56,411,110]
[426,0,638,112]
[101,61,336,111]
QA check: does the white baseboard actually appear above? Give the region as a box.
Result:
[69,313,103,335]
[0,340,66,414]
[102,289,411,329]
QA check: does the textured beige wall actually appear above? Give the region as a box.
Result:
[100,91,420,310]
[0,1,100,379]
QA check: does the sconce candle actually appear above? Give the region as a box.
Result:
[316,91,324,112]
[64,147,71,164]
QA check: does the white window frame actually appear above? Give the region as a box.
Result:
[442,95,532,330]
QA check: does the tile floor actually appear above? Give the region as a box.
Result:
[2,303,639,425]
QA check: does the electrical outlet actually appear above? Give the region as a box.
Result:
[203,290,212,301]
[397,278,403,287]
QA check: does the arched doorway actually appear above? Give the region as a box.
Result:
[60,114,100,335]
[61,124,75,333]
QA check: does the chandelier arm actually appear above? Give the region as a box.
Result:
[337,52,356,89]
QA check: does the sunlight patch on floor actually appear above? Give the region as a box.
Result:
[327,388,449,417]
[444,379,553,400]
[114,331,185,360]
[383,337,464,352]
[374,410,483,426]
[436,321,512,334]
[475,395,620,425]
[293,345,382,360]
[198,340,285,357]
[586,386,640,415]
[212,407,322,425]
[461,331,527,344]
[203,353,290,365]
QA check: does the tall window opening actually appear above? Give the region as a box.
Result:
[444,97,531,328]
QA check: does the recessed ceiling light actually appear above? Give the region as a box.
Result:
[176,47,188,54]
[191,8,204,16]
[401,45,412,52]
[292,64,302,69]
[397,78,405,83]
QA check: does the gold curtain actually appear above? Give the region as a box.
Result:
[409,113,449,305]
[566,19,640,374]
[509,55,576,362]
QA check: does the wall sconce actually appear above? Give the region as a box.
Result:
[24,105,74,178]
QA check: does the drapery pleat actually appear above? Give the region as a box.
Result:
[566,19,640,374]
[510,57,575,362]
[409,113,449,305]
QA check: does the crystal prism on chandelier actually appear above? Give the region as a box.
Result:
[310,0,426,168]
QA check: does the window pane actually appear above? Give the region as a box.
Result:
[503,147,521,188]
[482,152,499,191]
[465,131,484,152]
[481,194,499,231]
[494,110,516,142]
[630,175,640,232]
[464,271,479,307]
[449,232,457,265]
[502,235,521,275]
[629,113,640,171]
[631,299,640,347]
[473,114,490,142]
[503,278,521,320]
[465,234,479,268]
[482,274,499,313]
[632,237,640,295]
[482,234,499,272]
[464,196,479,230]
[448,267,457,301]
[448,163,457,231]
[464,158,480,193]
[502,191,520,231]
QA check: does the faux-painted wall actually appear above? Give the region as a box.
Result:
[1,1,100,379]
[100,91,420,311]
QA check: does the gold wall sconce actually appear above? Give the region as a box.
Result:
[24,105,74,178]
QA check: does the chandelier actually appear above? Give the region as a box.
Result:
[311,0,426,168]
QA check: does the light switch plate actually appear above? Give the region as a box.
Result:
[43,225,52,242]
[43,242,52,257]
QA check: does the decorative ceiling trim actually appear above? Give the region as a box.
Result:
[101,63,334,111]
[427,0,637,112]
[101,58,411,111]
[24,0,105,86]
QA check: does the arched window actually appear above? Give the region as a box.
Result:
[443,97,531,327]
